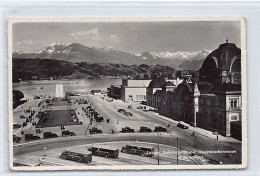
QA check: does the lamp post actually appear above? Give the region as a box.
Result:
[157,132,160,165]
[176,137,179,165]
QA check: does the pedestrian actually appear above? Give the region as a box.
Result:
[192,131,195,136]
[217,134,219,140]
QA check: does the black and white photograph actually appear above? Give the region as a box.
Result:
[8,17,247,170]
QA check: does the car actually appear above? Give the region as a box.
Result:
[95,116,104,122]
[89,127,102,134]
[177,122,189,129]
[154,126,167,132]
[118,109,126,113]
[13,135,22,143]
[139,126,152,132]
[137,106,144,109]
[13,123,21,129]
[25,134,40,141]
[43,132,58,139]
[124,112,133,116]
[121,126,135,133]
[62,130,76,136]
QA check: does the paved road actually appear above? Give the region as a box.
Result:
[14,132,240,165]
[14,134,212,166]
[85,95,241,164]
[13,95,242,165]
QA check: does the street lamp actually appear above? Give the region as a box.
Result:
[169,134,179,165]
[156,132,160,165]
[176,137,179,165]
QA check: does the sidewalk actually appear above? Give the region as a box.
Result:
[146,110,241,144]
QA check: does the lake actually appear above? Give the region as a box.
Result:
[13,78,122,100]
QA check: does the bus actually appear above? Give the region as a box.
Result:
[88,145,119,159]
[121,144,154,157]
[60,148,92,163]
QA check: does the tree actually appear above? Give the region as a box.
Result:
[13,90,24,104]
[176,71,183,78]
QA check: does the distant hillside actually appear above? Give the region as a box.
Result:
[12,58,177,82]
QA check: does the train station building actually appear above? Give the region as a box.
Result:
[148,41,242,138]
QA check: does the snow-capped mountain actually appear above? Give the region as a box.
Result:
[142,50,211,61]
[102,46,119,52]
[137,50,211,69]
[13,42,142,65]
[13,42,211,70]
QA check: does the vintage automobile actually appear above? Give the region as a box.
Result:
[25,134,40,141]
[62,130,76,136]
[89,127,102,134]
[13,135,22,143]
[94,115,104,122]
[177,122,189,129]
[154,126,167,132]
[121,126,135,133]
[118,109,127,113]
[13,123,21,129]
[43,132,58,139]
[121,144,154,157]
[139,126,152,132]
[124,112,133,116]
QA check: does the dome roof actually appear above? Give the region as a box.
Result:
[199,41,241,83]
[204,42,241,71]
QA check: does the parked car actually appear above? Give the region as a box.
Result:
[121,126,135,133]
[124,112,133,116]
[25,134,40,141]
[177,122,189,129]
[43,132,58,139]
[154,126,167,132]
[62,130,76,136]
[118,109,126,113]
[13,135,22,143]
[13,123,21,129]
[137,106,144,109]
[89,127,102,134]
[139,126,152,132]
[95,116,104,122]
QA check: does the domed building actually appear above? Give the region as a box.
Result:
[156,41,242,139]
[199,39,241,84]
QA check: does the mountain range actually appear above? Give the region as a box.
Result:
[13,42,211,70]
[12,58,177,82]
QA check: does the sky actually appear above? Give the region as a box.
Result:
[13,21,241,53]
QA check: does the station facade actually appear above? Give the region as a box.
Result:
[147,41,242,138]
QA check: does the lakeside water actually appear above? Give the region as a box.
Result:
[13,78,122,100]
